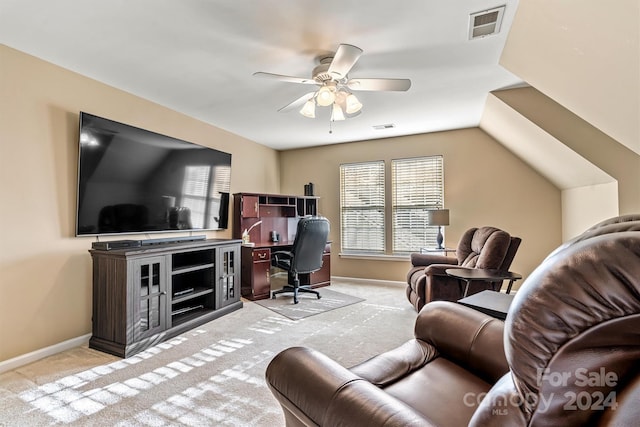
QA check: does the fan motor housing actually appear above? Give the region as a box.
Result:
[312,62,333,83]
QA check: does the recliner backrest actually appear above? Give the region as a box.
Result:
[457,226,512,269]
[499,236,521,271]
[289,216,330,274]
[470,220,640,426]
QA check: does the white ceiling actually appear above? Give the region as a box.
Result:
[0,0,524,150]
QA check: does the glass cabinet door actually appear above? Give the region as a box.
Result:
[134,256,167,340]
[217,245,240,308]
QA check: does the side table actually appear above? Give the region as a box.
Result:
[458,290,515,320]
[445,268,523,297]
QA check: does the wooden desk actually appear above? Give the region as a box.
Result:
[240,241,331,300]
[445,268,522,297]
[233,192,330,300]
[458,290,515,320]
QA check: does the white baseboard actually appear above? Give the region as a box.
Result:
[331,275,406,288]
[0,333,91,374]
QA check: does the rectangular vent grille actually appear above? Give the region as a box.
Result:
[469,5,505,39]
[373,124,395,130]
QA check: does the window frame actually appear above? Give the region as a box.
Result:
[339,160,386,255]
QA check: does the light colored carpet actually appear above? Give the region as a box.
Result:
[0,279,417,426]
[255,287,364,320]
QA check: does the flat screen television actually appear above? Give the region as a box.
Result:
[76,112,231,236]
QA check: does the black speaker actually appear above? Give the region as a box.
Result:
[92,240,142,251]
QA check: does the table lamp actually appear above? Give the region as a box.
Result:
[427,209,450,249]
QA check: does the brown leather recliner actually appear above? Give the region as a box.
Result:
[406,226,521,311]
[266,216,640,426]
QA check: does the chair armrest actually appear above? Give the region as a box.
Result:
[271,250,293,264]
[266,346,434,427]
[414,301,508,384]
[349,339,438,387]
[410,252,457,267]
[271,250,293,258]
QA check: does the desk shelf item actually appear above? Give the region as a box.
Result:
[89,239,242,358]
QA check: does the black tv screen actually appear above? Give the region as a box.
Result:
[76,112,231,236]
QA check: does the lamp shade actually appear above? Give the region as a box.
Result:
[299,99,316,118]
[427,209,450,226]
[316,85,336,106]
[331,103,345,121]
[345,93,363,114]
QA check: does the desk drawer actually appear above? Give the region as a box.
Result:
[253,248,271,262]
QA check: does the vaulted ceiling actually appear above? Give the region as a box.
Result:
[0,0,523,150]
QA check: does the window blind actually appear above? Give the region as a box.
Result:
[181,166,211,229]
[340,161,385,253]
[392,156,444,253]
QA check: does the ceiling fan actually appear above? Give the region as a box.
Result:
[253,44,411,121]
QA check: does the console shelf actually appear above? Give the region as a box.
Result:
[89,238,242,358]
[172,263,215,275]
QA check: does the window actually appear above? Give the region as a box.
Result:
[181,164,230,229]
[392,156,444,253]
[339,161,385,254]
[339,156,444,256]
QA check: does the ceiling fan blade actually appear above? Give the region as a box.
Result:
[347,78,412,91]
[327,44,363,79]
[253,72,316,85]
[278,91,316,113]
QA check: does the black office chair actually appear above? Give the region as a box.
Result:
[271,216,330,304]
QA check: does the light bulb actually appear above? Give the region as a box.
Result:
[345,93,363,114]
[316,85,336,106]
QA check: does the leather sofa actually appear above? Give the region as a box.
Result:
[406,226,521,311]
[265,216,640,426]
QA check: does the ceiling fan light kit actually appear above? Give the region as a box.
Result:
[331,103,345,121]
[316,84,336,106]
[345,93,363,114]
[255,43,411,122]
[300,99,316,118]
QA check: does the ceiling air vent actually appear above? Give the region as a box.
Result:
[469,5,505,39]
[373,124,395,130]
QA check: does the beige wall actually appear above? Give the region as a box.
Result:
[0,45,281,362]
[279,128,562,284]
[501,0,639,155]
[492,87,640,217]
[562,183,619,241]
[497,0,640,236]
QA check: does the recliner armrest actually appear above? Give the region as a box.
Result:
[414,301,509,384]
[349,339,438,386]
[423,263,467,277]
[410,252,457,267]
[266,346,434,427]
